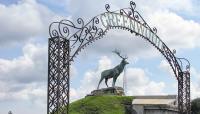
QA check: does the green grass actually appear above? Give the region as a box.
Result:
[68,95,134,114]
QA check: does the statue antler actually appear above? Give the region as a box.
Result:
[112,49,128,59]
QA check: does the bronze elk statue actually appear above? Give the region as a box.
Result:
[97,50,129,89]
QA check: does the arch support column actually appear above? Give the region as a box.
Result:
[47,37,70,114]
[178,72,191,114]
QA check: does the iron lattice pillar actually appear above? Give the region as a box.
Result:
[178,72,191,114]
[178,72,183,114]
[184,71,191,114]
[47,37,70,114]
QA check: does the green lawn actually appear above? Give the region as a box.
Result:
[68,95,134,114]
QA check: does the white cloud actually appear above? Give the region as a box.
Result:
[70,56,166,102]
[123,68,166,95]
[159,60,174,76]
[191,67,200,80]
[149,10,200,49]
[136,0,193,14]
[0,41,79,114]
[0,0,63,46]
[82,29,159,60]
[71,65,78,77]
[156,0,192,11]
[0,41,77,101]
[0,43,47,83]
[0,80,47,114]
[0,80,46,105]
[190,67,200,99]
[61,0,200,61]
[68,0,194,18]
[191,83,200,99]
[159,60,200,99]
[70,56,112,101]
[0,43,47,106]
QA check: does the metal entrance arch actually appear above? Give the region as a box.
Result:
[47,1,191,114]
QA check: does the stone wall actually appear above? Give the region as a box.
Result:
[132,105,178,114]
[145,110,178,114]
[87,86,125,96]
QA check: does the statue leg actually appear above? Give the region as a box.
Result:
[112,78,116,87]
[97,77,104,89]
[105,78,109,87]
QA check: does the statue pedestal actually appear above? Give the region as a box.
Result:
[87,86,125,96]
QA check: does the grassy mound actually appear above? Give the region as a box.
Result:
[69,95,134,114]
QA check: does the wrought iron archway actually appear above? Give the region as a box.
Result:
[48,1,191,114]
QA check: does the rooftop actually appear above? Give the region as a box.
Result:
[132,95,177,106]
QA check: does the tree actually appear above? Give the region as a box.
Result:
[8,111,12,114]
[191,98,200,114]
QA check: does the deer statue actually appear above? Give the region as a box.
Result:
[97,50,129,89]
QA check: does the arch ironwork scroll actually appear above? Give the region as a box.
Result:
[48,1,191,114]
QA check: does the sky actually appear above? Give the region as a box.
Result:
[0,0,200,114]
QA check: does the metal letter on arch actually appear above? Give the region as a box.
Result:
[48,1,191,114]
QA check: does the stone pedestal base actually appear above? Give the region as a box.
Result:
[87,86,125,96]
